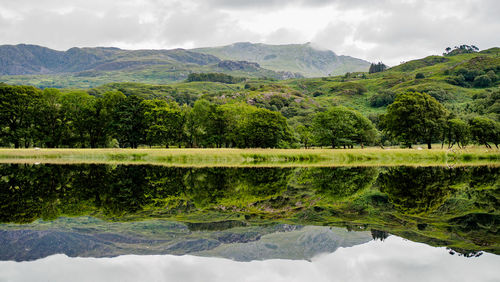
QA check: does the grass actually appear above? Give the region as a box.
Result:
[0,147,498,167]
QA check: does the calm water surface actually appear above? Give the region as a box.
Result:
[0,164,498,281]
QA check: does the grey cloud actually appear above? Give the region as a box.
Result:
[204,0,336,9]
[158,5,261,48]
[265,28,305,44]
[311,0,500,64]
[0,0,498,64]
[0,8,153,50]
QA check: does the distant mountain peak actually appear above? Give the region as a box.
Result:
[193,42,369,77]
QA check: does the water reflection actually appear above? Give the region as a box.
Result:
[0,164,498,260]
[1,236,499,282]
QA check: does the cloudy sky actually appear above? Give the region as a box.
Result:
[0,0,499,65]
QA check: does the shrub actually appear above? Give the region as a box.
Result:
[187,73,245,84]
[473,75,493,88]
[369,90,396,107]
[415,73,425,79]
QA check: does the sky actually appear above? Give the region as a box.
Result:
[0,0,499,65]
[1,236,499,282]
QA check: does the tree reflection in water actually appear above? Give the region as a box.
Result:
[0,164,498,255]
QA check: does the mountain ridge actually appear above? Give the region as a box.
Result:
[0,42,369,79]
[194,42,370,77]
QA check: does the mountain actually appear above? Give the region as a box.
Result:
[0,44,302,88]
[0,43,369,88]
[0,44,221,75]
[194,42,370,77]
[0,217,372,262]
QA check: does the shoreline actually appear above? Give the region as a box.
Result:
[0,147,498,167]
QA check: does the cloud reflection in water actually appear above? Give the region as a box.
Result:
[1,236,499,282]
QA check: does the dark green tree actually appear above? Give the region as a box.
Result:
[0,85,41,148]
[473,75,493,88]
[312,106,377,148]
[469,116,499,148]
[112,95,148,148]
[144,99,185,147]
[295,125,312,148]
[34,88,64,148]
[242,108,293,148]
[443,118,470,148]
[381,92,448,148]
[368,62,387,74]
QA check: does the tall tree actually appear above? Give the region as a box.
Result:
[469,116,499,148]
[0,85,41,148]
[381,92,448,149]
[312,106,376,148]
[59,91,96,148]
[144,99,185,147]
[443,118,470,148]
[243,108,293,148]
[112,95,148,148]
[34,88,64,148]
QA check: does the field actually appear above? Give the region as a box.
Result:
[0,147,498,167]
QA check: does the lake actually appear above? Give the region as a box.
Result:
[0,164,498,281]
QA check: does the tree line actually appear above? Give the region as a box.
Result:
[0,84,498,149]
[0,85,293,148]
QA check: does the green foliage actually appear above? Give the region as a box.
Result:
[1,47,500,149]
[186,73,245,84]
[473,74,493,87]
[448,68,485,87]
[443,118,470,148]
[447,56,499,88]
[242,108,293,148]
[469,116,500,148]
[219,103,294,148]
[0,85,41,148]
[143,99,185,147]
[381,92,448,148]
[471,90,500,121]
[112,95,148,148]
[295,125,312,148]
[369,90,396,107]
[415,73,425,79]
[330,82,367,96]
[299,167,378,200]
[312,106,377,148]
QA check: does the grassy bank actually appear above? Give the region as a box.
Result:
[0,147,498,167]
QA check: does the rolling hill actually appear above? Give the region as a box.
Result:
[82,47,499,123]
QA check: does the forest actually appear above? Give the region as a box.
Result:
[0,83,498,149]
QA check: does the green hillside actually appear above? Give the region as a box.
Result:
[82,47,499,122]
[194,42,370,77]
